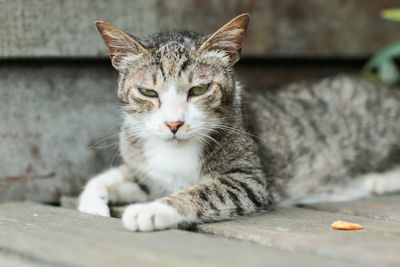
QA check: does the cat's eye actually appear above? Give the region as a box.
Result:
[188,84,210,97]
[138,87,158,97]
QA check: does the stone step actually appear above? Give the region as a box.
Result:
[0,202,359,267]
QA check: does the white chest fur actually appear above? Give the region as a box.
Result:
[142,138,202,194]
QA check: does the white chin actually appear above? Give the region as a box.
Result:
[165,135,189,142]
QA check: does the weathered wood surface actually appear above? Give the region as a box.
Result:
[0,254,44,267]
[1,0,400,58]
[197,206,400,265]
[0,202,360,267]
[304,194,400,223]
[61,194,400,265]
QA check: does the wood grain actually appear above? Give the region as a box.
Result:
[0,202,357,267]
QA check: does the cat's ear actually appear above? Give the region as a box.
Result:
[95,21,148,71]
[198,13,250,66]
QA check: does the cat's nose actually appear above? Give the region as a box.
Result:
[165,121,184,134]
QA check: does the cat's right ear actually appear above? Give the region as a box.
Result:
[95,21,148,72]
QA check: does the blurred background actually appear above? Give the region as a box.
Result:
[1,0,400,203]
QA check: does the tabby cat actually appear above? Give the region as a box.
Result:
[78,14,400,231]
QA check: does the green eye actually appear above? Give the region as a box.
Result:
[188,84,210,97]
[138,87,158,97]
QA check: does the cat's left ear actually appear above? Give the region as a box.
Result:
[198,13,250,66]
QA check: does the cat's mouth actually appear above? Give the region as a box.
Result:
[166,135,189,143]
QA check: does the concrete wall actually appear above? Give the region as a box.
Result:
[1,0,400,58]
[0,1,396,202]
[0,62,121,202]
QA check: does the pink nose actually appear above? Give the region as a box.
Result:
[165,121,184,134]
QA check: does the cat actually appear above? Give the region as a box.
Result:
[78,13,400,231]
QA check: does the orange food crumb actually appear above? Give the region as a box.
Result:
[331,220,363,230]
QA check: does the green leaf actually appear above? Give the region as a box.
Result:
[381,8,400,22]
[377,60,399,84]
[363,8,400,84]
[364,40,400,70]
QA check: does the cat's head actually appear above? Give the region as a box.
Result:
[96,14,249,143]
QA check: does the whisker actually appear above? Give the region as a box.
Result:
[109,147,121,167]
[202,121,264,142]
[91,142,120,150]
[196,132,228,155]
[90,132,120,146]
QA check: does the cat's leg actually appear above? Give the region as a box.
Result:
[122,173,272,231]
[78,165,149,216]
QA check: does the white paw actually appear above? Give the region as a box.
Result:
[122,202,183,231]
[78,190,110,217]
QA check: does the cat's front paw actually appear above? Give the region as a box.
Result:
[78,190,110,217]
[122,202,183,231]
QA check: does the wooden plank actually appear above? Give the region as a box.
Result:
[0,202,359,267]
[1,0,400,58]
[196,206,400,265]
[303,194,400,223]
[62,195,400,265]
[0,254,44,267]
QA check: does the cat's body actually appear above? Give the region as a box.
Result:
[247,75,400,205]
[78,14,400,231]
